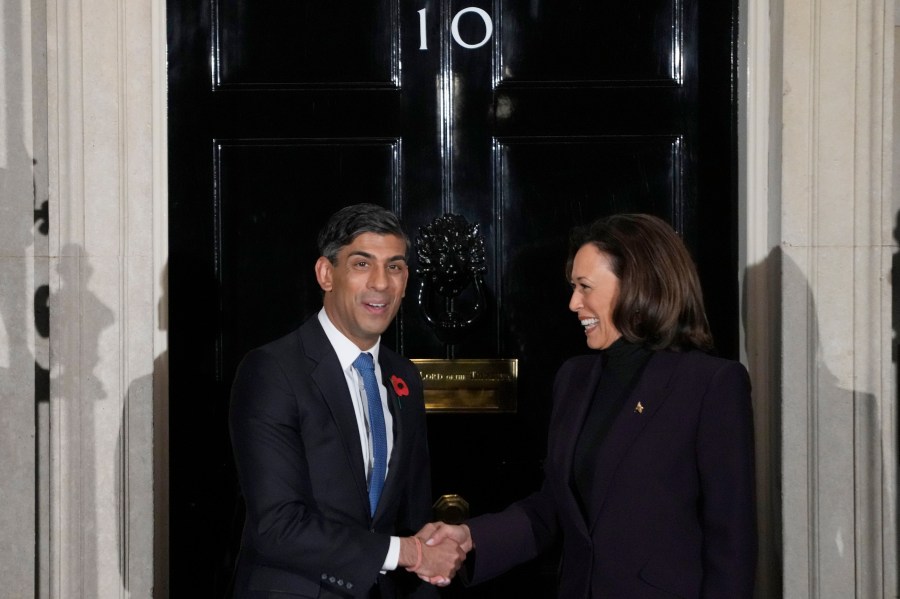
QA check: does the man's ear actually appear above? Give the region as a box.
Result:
[315,256,333,291]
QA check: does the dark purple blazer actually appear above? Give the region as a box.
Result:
[467,350,756,599]
[229,317,436,599]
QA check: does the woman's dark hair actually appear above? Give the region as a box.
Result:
[566,213,714,351]
[317,203,409,264]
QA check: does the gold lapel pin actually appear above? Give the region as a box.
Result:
[634,401,644,414]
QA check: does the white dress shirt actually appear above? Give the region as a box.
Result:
[318,309,402,570]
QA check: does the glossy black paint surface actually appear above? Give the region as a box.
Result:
[168,0,737,596]
[215,1,398,87]
[496,0,681,84]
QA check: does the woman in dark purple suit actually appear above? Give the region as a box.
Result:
[425,214,757,598]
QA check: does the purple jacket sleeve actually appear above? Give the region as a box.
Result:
[696,360,757,597]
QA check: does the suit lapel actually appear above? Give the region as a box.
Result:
[586,350,683,532]
[552,356,604,535]
[299,321,370,516]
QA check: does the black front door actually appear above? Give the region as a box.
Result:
[167,1,737,596]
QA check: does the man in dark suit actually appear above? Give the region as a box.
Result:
[230,204,464,598]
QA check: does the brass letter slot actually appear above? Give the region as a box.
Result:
[412,359,517,413]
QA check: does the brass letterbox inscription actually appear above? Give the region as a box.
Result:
[412,359,518,413]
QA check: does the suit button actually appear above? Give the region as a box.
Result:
[347,582,354,590]
[337,579,344,586]
[329,576,336,583]
[321,573,328,580]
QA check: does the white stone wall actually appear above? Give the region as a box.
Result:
[733,0,894,596]
[45,0,168,594]
[0,0,42,595]
[0,0,170,597]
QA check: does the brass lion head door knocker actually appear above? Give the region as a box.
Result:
[415,213,486,347]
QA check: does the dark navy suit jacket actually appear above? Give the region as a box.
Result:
[229,317,436,598]
[467,350,757,599]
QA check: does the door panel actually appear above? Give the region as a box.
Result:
[168,0,737,595]
[217,141,401,368]
[496,0,680,83]
[215,1,398,87]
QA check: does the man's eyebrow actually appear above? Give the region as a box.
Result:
[346,250,407,263]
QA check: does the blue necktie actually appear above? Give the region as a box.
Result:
[353,352,387,516]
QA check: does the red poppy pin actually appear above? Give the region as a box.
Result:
[390,375,409,397]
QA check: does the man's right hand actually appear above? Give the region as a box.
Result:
[404,522,474,586]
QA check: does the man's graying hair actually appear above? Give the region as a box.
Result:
[317,203,410,264]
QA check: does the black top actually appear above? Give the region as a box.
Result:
[572,337,653,517]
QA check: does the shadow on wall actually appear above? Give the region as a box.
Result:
[894,210,899,588]
[0,4,46,398]
[3,1,167,596]
[0,0,51,402]
[741,247,783,599]
[0,0,51,594]
[0,0,33,398]
[116,262,168,597]
[52,244,115,598]
[745,243,884,598]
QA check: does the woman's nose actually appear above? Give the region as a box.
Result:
[568,290,580,312]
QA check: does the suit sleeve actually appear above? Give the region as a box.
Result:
[465,478,559,584]
[463,359,579,584]
[696,360,757,598]
[230,348,388,596]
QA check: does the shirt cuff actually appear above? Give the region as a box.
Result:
[382,536,401,571]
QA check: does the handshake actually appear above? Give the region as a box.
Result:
[401,522,474,587]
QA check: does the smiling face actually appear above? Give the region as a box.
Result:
[316,232,409,350]
[568,243,622,350]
